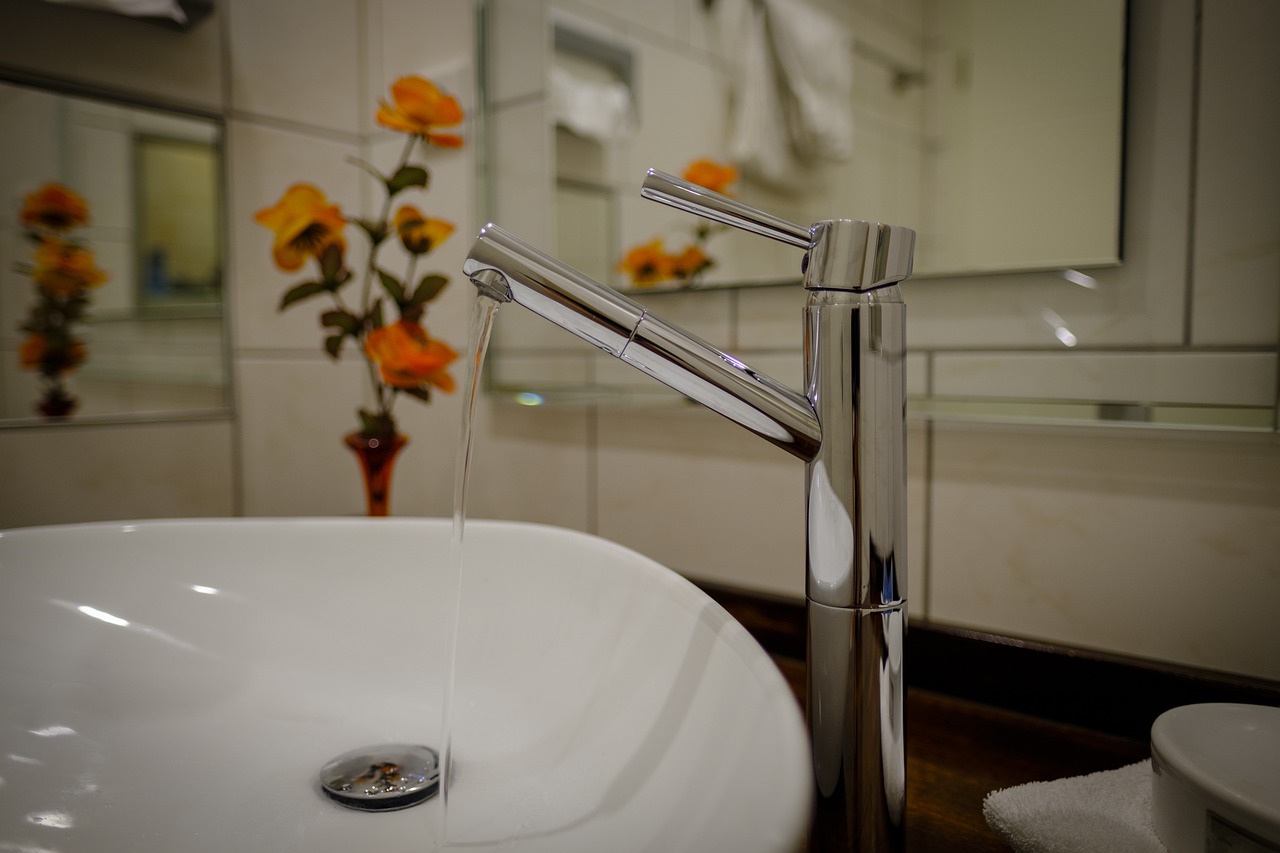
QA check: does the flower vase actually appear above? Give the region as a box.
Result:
[37,389,77,420]
[344,431,408,517]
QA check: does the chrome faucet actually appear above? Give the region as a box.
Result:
[463,169,914,852]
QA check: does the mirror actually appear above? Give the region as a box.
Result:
[0,77,228,424]
[480,0,1126,289]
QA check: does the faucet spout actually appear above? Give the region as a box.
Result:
[464,223,821,460]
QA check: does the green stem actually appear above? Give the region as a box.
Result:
[357,133,420,420]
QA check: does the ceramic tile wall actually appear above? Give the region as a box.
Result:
[0,419,236,528]
[928,425,1280,678]
[3,0,1278,684]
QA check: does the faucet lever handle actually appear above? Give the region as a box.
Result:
[641,169,811,249]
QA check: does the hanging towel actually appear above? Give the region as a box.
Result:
[710,0,803,189]
[983,760,1168,853]
[710,0,853,191]
[760,0,854,163]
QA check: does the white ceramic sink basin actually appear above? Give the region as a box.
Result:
[0,518,811,852]
[1151,703,1280,852]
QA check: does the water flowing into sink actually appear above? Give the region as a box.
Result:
[440,293,502,844]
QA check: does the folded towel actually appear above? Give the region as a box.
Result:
[983,760,1168,853]
[550,63,634,143]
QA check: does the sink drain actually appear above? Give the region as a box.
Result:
[319,744,439,811]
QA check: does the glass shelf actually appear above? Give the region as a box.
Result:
[486,382,1277,434]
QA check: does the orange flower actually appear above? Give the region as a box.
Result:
[364,320,458,392]
[21,183,90,231]
[18,333,47,370]
[254,183,347,272]
[683,159,737,195]
[18,333,86,373]
[33,239,108,297]
[393,205,454,254]
[619,239,675,287]
[376,76,464,147]
[671,244,712,279]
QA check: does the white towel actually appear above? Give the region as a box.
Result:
[983,760,1168,853]
[710,0,802,189]
[710,0,852,192]
[550,63,634,143]
[761,0,854,163]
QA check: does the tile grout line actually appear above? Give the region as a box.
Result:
[1181,0,1203,347]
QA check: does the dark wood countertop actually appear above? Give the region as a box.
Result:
[773,656,1149,852]
[701,581,1279,852]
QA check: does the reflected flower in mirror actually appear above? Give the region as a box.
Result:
[15,182,108,420]
[618,158,736,289]
[254,75,464,515]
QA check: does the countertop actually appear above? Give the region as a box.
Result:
[771,656,1150,852]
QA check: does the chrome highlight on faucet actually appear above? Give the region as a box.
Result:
[465,170,915,853]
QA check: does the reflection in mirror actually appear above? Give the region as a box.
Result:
[481,0,1126,288]
[923,0,1126,274]
[0,78,228,424]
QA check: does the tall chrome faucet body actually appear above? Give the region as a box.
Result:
[463,170,914,852]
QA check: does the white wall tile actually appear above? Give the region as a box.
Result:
[735,286,807,350]
[236,355,371,516]
[373,0,477,95]
[488,0,550,106]
[465,398,593,530]
[488,99,554,246]
[906,353,929,397]
[595,406,806,597]
[0,0,224,111]
[928,424,1280,680]
[933,351,1277,407]
[620,36,728,184]
[225,0,363,134]
[1190,0,1280,346]
[0,419,235,528]
[489,354,591,389]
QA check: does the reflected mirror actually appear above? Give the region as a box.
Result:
[481,0,1126,287]
[0,78,228,424]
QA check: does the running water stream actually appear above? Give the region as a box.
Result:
[438,293,501,847]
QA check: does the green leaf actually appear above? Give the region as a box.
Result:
[410,273,449,306]
[279,281,327,311]
[386,165,429,195]
[377,268,408,305]
[323,333,345,360]
[401,385,433,403]
[319,243,344,283]
[356,218,389,246]
[368,298,386,329]
[327,269,354,292]
[357,408,397,439]
[320,309,361,335]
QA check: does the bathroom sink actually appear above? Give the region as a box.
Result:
[1151,703,1280,852]
[0,518,811,852]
